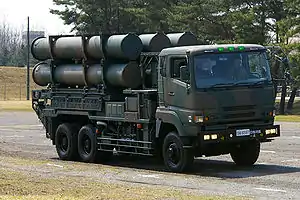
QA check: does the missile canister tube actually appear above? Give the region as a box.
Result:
[86,64,103,85]
[105,33,143,60]
[32,34,143,61]
[31,37,51,61]
[32,62,52,86]
[167,32,198,46]
[86,36,104,59]
[32,62,142,88]
[139,33,171,52]
[52,37,85,59]
[54,64,88,86]
[106,62,142,88]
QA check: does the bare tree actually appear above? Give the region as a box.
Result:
[0,19,25,66]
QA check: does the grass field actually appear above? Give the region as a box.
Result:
[0,66,41,101]
[0,101,32,111]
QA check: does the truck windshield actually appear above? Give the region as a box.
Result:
[193,51,272,89]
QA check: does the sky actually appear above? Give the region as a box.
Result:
[0,0,73,35]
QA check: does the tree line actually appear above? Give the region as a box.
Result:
[50,0,300,113]
[50,0,299,45]
[0,0,299,112]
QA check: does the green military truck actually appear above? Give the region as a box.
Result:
[31,32,280,172]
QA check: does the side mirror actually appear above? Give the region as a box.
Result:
[180,66,190,82]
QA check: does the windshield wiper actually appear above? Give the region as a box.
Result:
[209,83,235,88]
[234,80,269,87]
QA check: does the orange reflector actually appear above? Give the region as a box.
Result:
[204,117,209,121]
[137,124,143,129]
[96,129,101,135]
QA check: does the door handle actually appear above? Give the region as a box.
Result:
[168,92,175,96]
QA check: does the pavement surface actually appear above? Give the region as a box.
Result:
[0,111,300,199]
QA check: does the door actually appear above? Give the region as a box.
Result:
[163,56,190,108]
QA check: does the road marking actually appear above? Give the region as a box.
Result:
[0,135,25,138]
[255,187,286,193]
[281,159,300,163]
[292,136,300,139]
[47,163,64,168]
[0,124,42,128]
[261,150,276,154]
[257,162,268,165]
[138,174,160,179]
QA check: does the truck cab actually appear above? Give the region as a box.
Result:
[155,44,280,171]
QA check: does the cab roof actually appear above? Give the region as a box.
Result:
[159,44,266,56]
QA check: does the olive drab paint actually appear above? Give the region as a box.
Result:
[31,31,280,173]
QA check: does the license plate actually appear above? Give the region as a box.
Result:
[236,129,251,137]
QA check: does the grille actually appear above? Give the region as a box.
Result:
[223,105,255,112]
[224,112,255,119]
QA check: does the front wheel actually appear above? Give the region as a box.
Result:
[162,132,194,172]
[230,140,260,166]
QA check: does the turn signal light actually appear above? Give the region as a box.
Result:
[266,129,277,135]
[96,129,102,135]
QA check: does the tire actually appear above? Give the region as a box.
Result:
[78,124,113,163]
[78,125,97,163]
[55,123,79,161]
[230,140,260,166]
[162,132,194,172]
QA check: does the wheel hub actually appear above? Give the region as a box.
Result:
[167,143,180,165]
[82,136,91,154]
[61,135,68,152]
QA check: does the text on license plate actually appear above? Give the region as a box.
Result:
[236,129,251,137]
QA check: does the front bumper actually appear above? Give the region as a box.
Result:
[198,124,280,144]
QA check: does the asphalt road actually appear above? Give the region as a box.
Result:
[0,111,300,199]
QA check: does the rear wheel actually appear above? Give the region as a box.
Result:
[55,123,79,161]
[78,124,112,163]
[230,140,260,166]
[162,132,194,172]
[78,125,97,163]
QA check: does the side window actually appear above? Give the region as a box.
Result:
[248,52,269,79]
[159,56,166,77]
[249,54,259,73]
[170,57,187,79]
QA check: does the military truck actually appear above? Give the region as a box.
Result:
[31,32,280,172]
